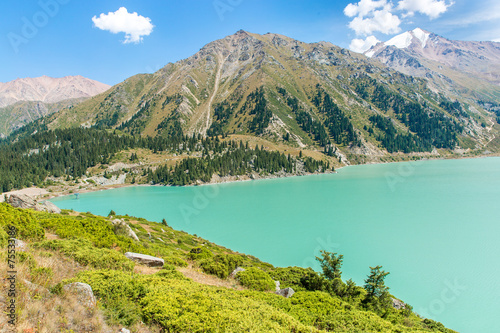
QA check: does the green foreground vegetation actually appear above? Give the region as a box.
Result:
[0,202,456,332]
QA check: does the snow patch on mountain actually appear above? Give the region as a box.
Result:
[385,28,430,49]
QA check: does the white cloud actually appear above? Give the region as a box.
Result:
[397,0,453,19]
[344,1,401,35]
[344,0,388,18]
[493,38,500,42]
[349,36,381,53]
[348,8,401,35]
[92,7,154,44]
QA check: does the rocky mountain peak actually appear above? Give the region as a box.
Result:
[366,28,431,57]
[364,28,500,92]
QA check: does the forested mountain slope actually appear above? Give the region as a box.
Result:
[38,31,497,161]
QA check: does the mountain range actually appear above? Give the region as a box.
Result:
[0,75,110,136]
[4,30,500,164]
[365,28,500,102]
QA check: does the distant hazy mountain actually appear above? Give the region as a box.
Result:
[365,28,500,101]
[0,75,110,107]
[0,76,110,136]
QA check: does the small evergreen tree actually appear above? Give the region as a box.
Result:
[363,265,391,312]
[316,250,343,280]
[364,265,389,298]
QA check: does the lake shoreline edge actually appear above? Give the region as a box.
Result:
[2,152,499,203]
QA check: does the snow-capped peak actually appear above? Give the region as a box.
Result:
[385,31,413,49]
[412,28,430,48]
[384,28,430,49]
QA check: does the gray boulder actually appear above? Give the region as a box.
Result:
[13,238,28,252]
[125,252,164,267]
[391,297,406,310]
[42,201,61,214]
[22,279,49,295]
[125,225,139,241]
[6,194,61,213]
[63,282,96,308]
[275,287,295,298]
[112,219,139,241]
[6,194,39,209]
[229,267,245,278]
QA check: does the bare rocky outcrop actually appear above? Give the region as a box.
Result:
[275,287,295,298]
[391,297,406,310]
[22,279,50,296]
[112,219,140,241]
[43,201,62,214]
[89,174,127,186]
[125,252,164,267]
[63,282,97,308]
[229,267,245,278]
[13,238,28,252]
[6,193,61,214]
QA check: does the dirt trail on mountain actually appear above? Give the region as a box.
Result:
[201,53,224,135]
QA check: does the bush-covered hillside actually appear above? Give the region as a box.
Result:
[0,203,456,332]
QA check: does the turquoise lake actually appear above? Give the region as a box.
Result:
[51,157,500,333]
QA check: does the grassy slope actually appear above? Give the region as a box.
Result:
[0,98,86,136]
[0,203,456,333]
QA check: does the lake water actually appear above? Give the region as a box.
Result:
[51,157,500,333]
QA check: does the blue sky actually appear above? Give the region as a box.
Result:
[1,0,499,85]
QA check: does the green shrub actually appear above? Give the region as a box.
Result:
[49,282,63,295]
[269,266,315,291]
[34,239,134,271]
[35,212,117,248]
[0,227,8,248]
[156,268,186,280]
[200,254,243,278]
[200,260,228,279]
[300,270,325,291]
[163,256,188,267]
[38,251,53,258]
[17,251,36,268]
[139,276,313,332]
[423,318,454,333]
[255,290,402,333]
[34,210,152,255]
[236,267,275,291]
[30,266,53,282]
[188,247,213,260]
[0,203,45,243]
[68,270,146,326]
